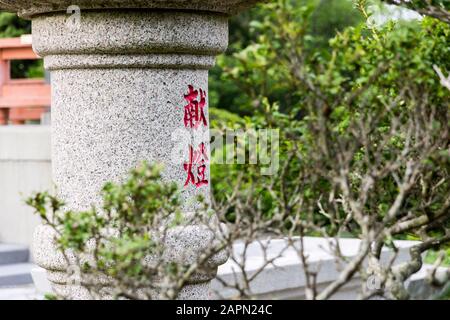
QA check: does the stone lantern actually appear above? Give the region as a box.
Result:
[0,0,263,299]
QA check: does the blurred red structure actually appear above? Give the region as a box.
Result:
[0,36,50,125]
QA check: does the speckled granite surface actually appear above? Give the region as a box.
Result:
[32,11,228,57]
[50,67,210,211]
[0,0,264,18]
[31,9,229,300]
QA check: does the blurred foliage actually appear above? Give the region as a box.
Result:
[210,0,449,231]
[0,12,44,78]
[0,12,30,37]
[209,0,364,116]
[27,163,188,299]
[10,59,45,78]
[426,250,450,266]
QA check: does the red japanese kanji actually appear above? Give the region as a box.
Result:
[184,142,209,188]
[183,85,207,129]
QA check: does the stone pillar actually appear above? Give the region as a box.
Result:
[0,1,263,299]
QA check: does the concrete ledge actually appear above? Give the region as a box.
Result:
[31,267,52,294]
[0,125,52,246]
[0,285,40,300]
[212,237,419,299]
[0,244,29,266]
[0,263,34,287]
[31,237,427,299]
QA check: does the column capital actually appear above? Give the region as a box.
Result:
[0,0,264,18]
[32,10,228,70]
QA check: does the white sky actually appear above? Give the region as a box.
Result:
[369,4,422,25]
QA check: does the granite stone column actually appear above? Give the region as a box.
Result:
[0,1,263,299]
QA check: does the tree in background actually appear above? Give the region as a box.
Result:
[209,0,364,117]
[0,12,30,37]
[383,0,450,91]
[309,0,365,49]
